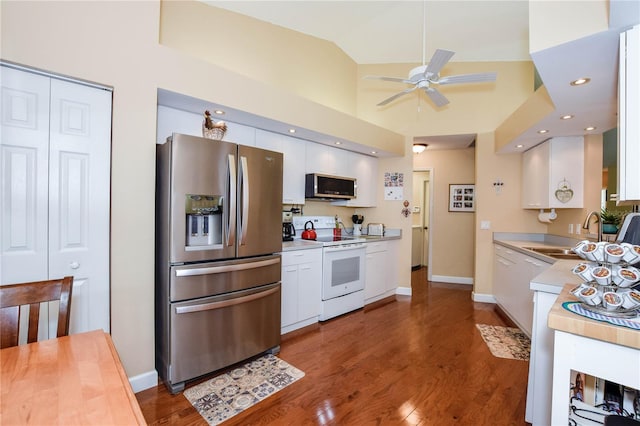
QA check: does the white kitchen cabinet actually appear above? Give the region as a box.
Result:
[305,141,348,176]
[618,24,640,203]
[525,289,560,426]
[386,239,399,293]
[1,66,112,335]
[280,248,322,334]
[331,151,378,207]
[493,244,552,336]
[255,129,306,204]
[365,241,388,303]
[521,137,584,209]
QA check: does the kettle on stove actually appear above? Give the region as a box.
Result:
[301,221,317,240]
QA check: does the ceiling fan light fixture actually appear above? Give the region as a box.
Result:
[413,143,428,154]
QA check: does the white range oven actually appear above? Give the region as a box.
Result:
[292,216,366,321]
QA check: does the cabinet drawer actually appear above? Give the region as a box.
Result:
[366,241,387,254]
[281,248,322,266]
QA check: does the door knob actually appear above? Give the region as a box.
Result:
[69,261,80,269]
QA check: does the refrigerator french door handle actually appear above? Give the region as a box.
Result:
[239,156,250,245]
[175,284,279,314]
[227,153,236,246]
[174,257,280,277]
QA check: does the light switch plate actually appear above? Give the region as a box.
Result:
[480,220,491,230]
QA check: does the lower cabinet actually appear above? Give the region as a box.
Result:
[525,289,560,425]
[493,244,552,336]
[280,248,322,334]
[365,241,388,303]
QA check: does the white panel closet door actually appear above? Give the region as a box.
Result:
[48,78,112,334]
[1,68,50,283]
[0,66,112,335]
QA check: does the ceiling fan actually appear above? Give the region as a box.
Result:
[364,2,497,108]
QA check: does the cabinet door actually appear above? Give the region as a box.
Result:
[305,142,348,176]
[619,25,640,202]
[521,142,549,209]
[255,129,305,204]
[281,264,298,328]
[332,151,378,207]
[297,261,321,320]
[548,137,583,208]
[365,248,387,300]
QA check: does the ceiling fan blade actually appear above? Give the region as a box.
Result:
[377,87,418,106]
[437,72,497,85]
[424,49,455,76]
[364,75,412,84]
[424,87,450,107]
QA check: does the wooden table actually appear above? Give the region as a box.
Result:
[547,284,640,425]
[1,329,146,425]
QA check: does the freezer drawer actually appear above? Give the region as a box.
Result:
[167,282,281,392]
[170,254,281,302]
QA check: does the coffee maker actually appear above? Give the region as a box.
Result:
[282,211,295,241]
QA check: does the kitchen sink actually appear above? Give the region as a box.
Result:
[522,246,582,260]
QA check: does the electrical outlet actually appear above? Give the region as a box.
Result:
[568,223,574,234]
[575,224,581,235]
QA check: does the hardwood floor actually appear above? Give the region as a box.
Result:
[136,267,530,425]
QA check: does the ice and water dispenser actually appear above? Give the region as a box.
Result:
[185,194,222,249]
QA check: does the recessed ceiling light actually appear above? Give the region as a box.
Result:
[538,129,549,134]
[335,141,342,145]
[516,144,524,149]
[584,126,597,131]
[213,110,225,115]
[570,78,591,86]
[288,129,296,134]
[371,150,377,154]
[561,114,574,120]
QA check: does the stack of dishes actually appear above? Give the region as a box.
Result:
[570,241,640,316]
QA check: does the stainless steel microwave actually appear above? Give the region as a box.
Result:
[305,173,356,200]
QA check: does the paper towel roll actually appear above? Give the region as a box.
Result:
[538,209,557,223]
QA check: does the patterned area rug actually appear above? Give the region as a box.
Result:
[476,324,531,361]
[184,354,304,425]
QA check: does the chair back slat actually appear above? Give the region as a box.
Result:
[0,277,74,348]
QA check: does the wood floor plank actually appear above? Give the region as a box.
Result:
[137,268,530,425]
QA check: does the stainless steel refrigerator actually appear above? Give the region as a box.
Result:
[155,133,283,394]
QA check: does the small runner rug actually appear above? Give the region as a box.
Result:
[184,354,305,425]
[476,324,531,361]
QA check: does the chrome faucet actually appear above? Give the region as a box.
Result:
[583,211,602,241]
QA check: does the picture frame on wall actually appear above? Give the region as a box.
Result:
[449,184,475,212]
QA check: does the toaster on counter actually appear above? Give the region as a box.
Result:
[367,223,385,236]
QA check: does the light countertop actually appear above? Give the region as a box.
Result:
[548,284,640,349]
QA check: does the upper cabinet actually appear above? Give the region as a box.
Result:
[522,136,584,209]
[331,150,378,208]
[255,130,305,205]
[618,24,640,204]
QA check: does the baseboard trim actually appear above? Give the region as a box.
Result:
[396,286,412,296]
[431,275,473,285]
[472,292,496,303]
[129,370,158,393]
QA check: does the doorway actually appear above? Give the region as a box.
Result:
[412,169,433,279]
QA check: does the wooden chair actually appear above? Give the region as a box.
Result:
[0,276,73,348]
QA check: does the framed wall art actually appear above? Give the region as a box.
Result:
[449,184,475,212]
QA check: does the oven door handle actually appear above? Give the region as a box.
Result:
[324,244,365,253]
[175,257,280,277]
[175,285,279,314]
